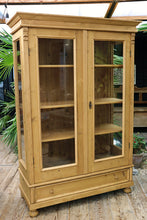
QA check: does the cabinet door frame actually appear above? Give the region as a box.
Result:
[29,28,84,183]
[13,28,34,184]
[87,31,132,172]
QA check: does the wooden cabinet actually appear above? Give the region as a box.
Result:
[8,13,139,217]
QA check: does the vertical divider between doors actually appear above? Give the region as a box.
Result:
[87,31,95,173]
[129,33,135,165]
[74,34,78,169]
[122,38,130,160]
[82,30,88,174]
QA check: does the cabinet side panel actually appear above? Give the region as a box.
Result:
[21,27,34,184]
[19,171,31,205]
[13,30,28,180]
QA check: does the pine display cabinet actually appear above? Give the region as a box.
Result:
[8,13,139,217]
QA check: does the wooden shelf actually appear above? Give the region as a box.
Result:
[95,124,122,135]
[40,100,74,109]
[42,130,74,142]
[94,64,123,68]
[39,65,74,68]
[95,98,122,105]
[43,156,75,168]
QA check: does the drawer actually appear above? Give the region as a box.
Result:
[35,169,130,202]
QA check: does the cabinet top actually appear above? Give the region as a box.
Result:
[8,12,139,34]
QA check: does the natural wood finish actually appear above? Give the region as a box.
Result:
[95,64,123,68]
[9,13,138,216]
[40,100,74,109]
[95,123,122,135]
[0,18,6,24]
[123,187,132,193]
[82,30,89,174]
[42,130,74,142]
[34,169,129,202]
[39,65,74,68]
[0,0,137,4]
[7,12,139,35]
[104,1,118,19]
[128,33,135,164]
[29,210,39,217]
[95,98,122,105]
[113,16,147,21]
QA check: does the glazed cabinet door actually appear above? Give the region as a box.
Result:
[29,29,84,183]
[87,31,132,172]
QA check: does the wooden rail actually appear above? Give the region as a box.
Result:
[0,0,136,4]
[114,86,147,104]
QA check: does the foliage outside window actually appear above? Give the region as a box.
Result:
[0,29,17,153]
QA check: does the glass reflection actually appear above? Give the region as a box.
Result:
[39,39,73,65]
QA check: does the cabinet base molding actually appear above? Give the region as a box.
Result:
[19,167,133,215]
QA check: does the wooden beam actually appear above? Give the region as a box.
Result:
[104,0,118,18]
[0,0,137,5]
[0,19,6,24]
[112,16,147,21]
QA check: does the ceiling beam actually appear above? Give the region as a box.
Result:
[104,0,118,18]
[0,18,6,24]
[0,0,137,5]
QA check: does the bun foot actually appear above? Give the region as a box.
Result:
[29,209,39,217]
[123,187,131,193]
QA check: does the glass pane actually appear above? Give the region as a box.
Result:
[40,67,74,104]
[19,108,25,161]
[17,42,22,105]
[16,40,25,162]
[95,104,122,127]
[95,103,122,159]
[39,39,73,65]
[95,67,123,99]
[41,108,74,140]
[113,104,123,127]
[42,139,75,168]
[94,41,123,65]
[39,38,75,169]
[95,132,122,160]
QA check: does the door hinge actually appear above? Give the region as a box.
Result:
[130,50,131,57]
[33,157,35,166]
[28,48,30,56]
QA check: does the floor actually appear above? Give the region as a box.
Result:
[0,137,147,220]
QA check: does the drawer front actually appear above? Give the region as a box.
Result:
[35,169,130,202]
